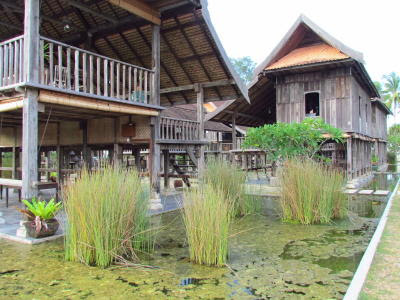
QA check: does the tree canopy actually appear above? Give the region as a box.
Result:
[230,56,256,85]
[242,117,344,162]
[388,124,400,154]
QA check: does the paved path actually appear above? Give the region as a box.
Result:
[360,190,400,299]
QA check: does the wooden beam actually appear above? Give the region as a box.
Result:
[232,110,237,150]
[107,0,161,25]
[69,0,118,24]
[196,84,205,175]
[38,90,159,116]
[160,79,236,94]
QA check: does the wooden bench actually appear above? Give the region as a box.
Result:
[0,179,59,208]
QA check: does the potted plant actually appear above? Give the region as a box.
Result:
[18,198,62,238]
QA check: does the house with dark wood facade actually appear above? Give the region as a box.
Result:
[209,15,390,178]
[0,0,248,208]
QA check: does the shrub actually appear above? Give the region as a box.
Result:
[387,152,396,165]
[182,185,233,266]
[64,165,153,268]
[279,159,346,225]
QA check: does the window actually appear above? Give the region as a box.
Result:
[305,92,320,117]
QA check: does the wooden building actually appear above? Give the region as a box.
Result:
[0,0,248,205]
[209,15,390,178]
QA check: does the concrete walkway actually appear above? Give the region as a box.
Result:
[0,188,183,244]
[360,190,400,299]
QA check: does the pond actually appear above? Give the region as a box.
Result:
[0,173,398,299]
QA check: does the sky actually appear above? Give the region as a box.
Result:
[207,0,400,83]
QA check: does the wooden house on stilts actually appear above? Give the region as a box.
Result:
[0,0,248,208]
[209,15,390,179]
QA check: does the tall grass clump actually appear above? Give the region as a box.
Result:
[203,159,259,217]
[182,185,233,266]
[64,165,154,268]
[279,159,346,225]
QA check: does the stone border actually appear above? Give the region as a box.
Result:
[0,231,64,245]
[343,175,400,299]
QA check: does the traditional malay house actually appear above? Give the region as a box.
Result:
[0,0,248,208]
[208,15,390,178]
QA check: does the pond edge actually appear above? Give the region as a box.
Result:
[343,175,400,299]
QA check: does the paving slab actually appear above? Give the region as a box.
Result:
[344,189,359,194]
[358,190,375,195]
[373,190,390,196]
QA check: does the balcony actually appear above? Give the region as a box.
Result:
[0,35,155,106]
[158,117,204,144]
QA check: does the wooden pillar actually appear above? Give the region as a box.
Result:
[150,24,161,202]
[22,0,40,200]
[12,128,18,179]
[134,148,141,171]
[163,150,170,189]
[347,137,353,179]
[113,118,122,167]
[56,122,62,185]
[232,110,237,150]
[196,84,205,175]
[81,120,90,168]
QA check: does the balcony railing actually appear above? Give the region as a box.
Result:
[159,117,200,142]
[0,35,24,89]
[0,35,154,105]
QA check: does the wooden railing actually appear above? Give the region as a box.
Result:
[159,117,200,141]
[0,35,24,89]
[39,36,154,103]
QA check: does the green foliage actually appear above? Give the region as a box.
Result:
[203,159,260,217]
[387,152,397,165]
[182,184,233,266]
[64,165,154,268]
[243,117,344,162]
[382,72,400,113]
[371,154,379,164]
[230,56,256,85]
[279,159,346,225]
[388,124,400,154]
[22,198,62,220]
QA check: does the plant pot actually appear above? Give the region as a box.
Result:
[24,218,59,239]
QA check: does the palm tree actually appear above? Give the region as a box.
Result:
[383,72,400,123]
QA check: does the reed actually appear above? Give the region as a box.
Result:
[64,165,154,268]
[182,185,233,266]
[203,159,257,217]
[279,159,346,224]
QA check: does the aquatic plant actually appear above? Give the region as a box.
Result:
[203,159,258,217]
[279,159,346,224]
[182,184,233,266]
[64,165,154,268]
[21,198,62,220]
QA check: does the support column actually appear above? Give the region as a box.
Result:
[113,118,122,167]
[163,150,170,189]
[12,128,18,179]
[81,120,90,168]
[22,0,40,200]
[232,110,237,150]
[346,137,353,179]
[134,148,141,171]
[150,24,162,210]
[196,84,205,176]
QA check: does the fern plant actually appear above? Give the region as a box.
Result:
[22,198,62,220]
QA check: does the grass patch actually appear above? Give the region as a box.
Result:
[182,184,233,266]
[64,165,154,268]
[279,159,346,224]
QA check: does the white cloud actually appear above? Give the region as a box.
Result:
[207,0,400,82]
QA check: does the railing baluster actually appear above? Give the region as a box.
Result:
[0,46,3,87]
[139,69,143,102]
[14,41,18,84]
[144,70,148,103]
[4,45,8,86]
[89,55,94,94]
[128,66,132,101]
[66,48,71,89]
[49,43,54,86]
[9,42,13,84]
[110,61,114,97]
[122,65,126,100]
[74,49,79,92]
[116,62,120,99]
[104,59,108,97]
[58,45,63,88]
[96,57,101,95]
[39,40,44,84]
[19,39,23,82]
[82,52,87,93]
[133,68,137,102]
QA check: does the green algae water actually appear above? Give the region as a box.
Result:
[0,174,398,299]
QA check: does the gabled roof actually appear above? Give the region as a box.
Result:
[266,43,349,70]
[252,14,364,84]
